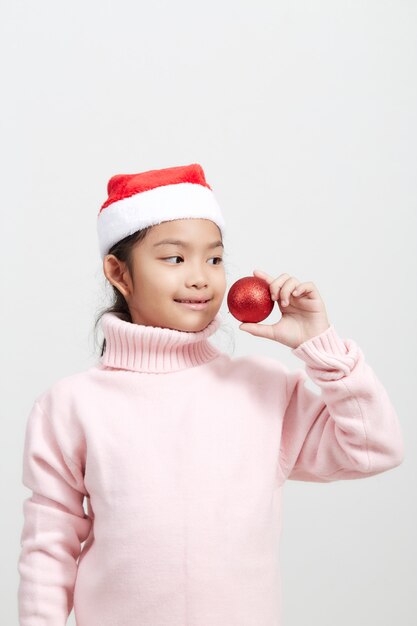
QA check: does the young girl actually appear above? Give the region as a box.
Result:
[17,163,405,626]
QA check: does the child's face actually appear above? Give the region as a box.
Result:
[104,218,227,331]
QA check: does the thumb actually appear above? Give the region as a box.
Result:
[239,322,276,340]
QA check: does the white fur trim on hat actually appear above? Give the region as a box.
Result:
[97,182,226,259]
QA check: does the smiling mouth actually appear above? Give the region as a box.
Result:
[174,299,211,303]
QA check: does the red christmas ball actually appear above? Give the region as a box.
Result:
[227,276,274,323]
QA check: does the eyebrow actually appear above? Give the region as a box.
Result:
[153,239,224,249]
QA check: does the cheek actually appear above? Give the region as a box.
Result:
[147,267,179,295]
[215,270,227,293]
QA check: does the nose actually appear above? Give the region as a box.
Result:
[187,276,208,289]
[185,263,209,289]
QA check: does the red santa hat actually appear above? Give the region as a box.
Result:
[97,163,226,259]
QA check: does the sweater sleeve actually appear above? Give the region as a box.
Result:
[278,324,405,483]
[17,399,92,625]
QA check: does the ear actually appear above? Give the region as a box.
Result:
[103,255,132,298]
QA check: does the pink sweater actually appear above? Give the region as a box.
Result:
[17,312,404,625]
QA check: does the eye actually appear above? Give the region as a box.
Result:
[163,256,183,264]
[163,256,223,265]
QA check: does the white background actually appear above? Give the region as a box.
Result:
[1,1,416,624]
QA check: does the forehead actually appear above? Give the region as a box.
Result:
[148,218,222,244]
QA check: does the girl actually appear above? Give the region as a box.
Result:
[17,163,404,626]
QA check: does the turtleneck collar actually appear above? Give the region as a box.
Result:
[99,311,224,373]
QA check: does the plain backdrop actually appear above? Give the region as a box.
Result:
[1,1,416,624]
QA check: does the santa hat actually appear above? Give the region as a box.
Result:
[97,163,226,259]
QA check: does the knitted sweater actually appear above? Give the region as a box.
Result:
[17,312,404,626]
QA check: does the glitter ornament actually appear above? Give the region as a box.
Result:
[227,276,274,323]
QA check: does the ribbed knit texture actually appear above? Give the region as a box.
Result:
[18,315,405,625]
[100,311,223,372]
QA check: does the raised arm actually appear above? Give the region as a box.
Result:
[278,325,405,483]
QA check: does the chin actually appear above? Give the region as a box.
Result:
[173,317,213,333]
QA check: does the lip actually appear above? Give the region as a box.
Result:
[174,299,211,310]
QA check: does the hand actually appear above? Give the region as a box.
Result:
[239,269,331,349]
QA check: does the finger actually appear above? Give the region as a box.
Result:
[256,271,291,301]
[288,281,308,298]
[252,269,275,284]
[239,322,276,340]
[280,277,300,306]
[293,282,315,298]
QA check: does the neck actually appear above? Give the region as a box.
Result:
[99,311,223,373]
